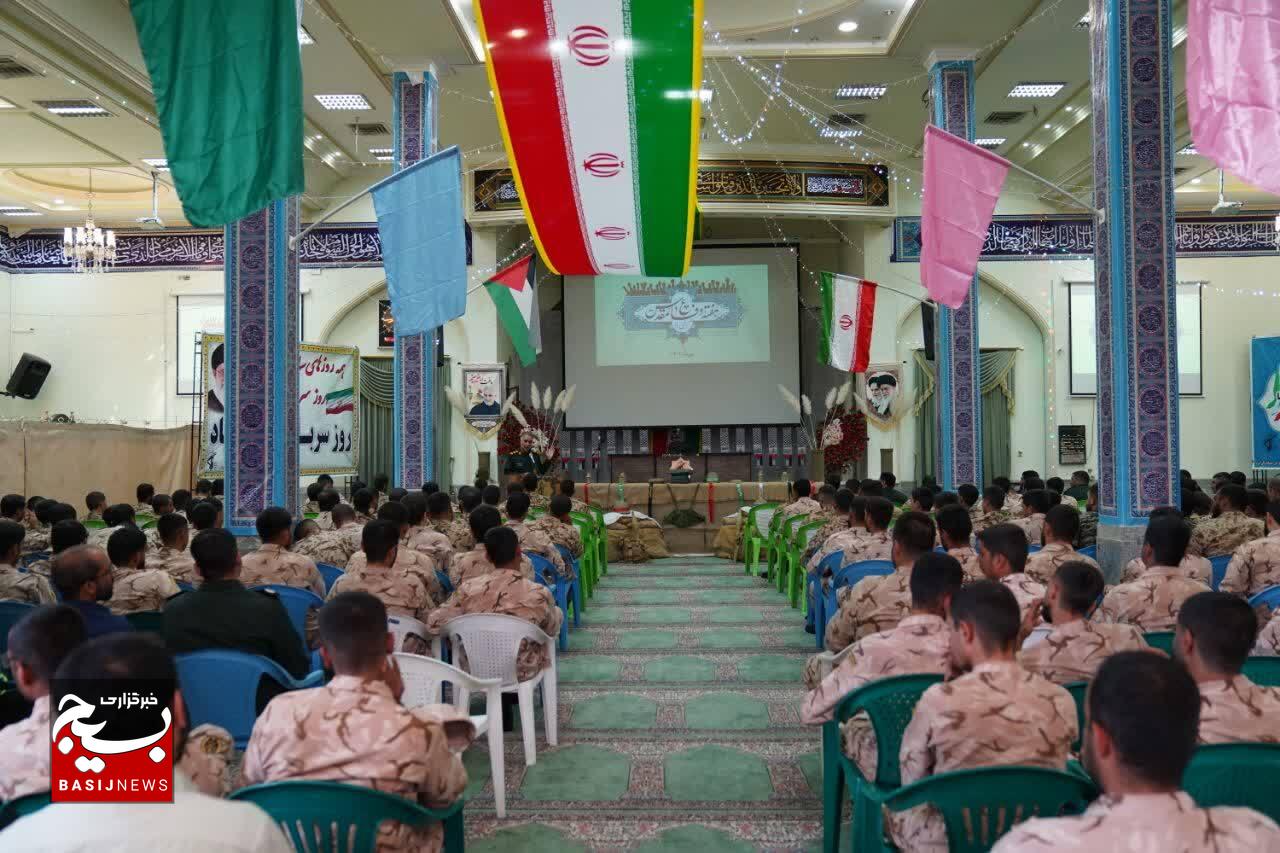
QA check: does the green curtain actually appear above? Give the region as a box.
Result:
[913,349,1017,486]
[359,358,394,484]
[914,352,937,485]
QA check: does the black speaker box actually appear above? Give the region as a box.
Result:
[6,353,51,400]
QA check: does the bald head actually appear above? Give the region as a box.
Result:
[52,545,112,602]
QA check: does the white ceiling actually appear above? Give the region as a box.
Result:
[0,0,1270,231]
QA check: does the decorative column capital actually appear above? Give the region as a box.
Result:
[924,49,977,70]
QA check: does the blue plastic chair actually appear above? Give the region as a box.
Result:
[177,581,196,592]
[823,559,896,638]
[436,569,455,598]
[529,553,570,651]
[1210,555,1231,591]
[1249,585,1280,612]
[247,585,323,652]
[316,562,344,594]
[1077,544,1097,560]
[0,601,35,655]
[175,650,323,747]
[811,551,845,649]
[554,544,583,624]
[1028,544,1042,553]
[17,551,49,571]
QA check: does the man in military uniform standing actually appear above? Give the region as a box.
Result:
[504,429,550,488]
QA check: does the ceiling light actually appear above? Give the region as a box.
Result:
[1043,123,1052,129]
[835,84,887,100]
[0,206,29,211]
[1190,178,1202,184]
[1022,141,1031,147]
[837,20,858,33]
[368,147,393,156]
[510,28,528,39]
[0,98,15,109]
[820,126,862,138]
[36,99,110,116]
[975,137,1006,148]
[52,198,63,204]
[314,94,372,110]
[1179,143,1198,155]
[141,157,169,171]
[3,210,42,216]
[663,89,713,102]
[298,26,314,45]
[374,155,394,162]
[1007,82,1066,99]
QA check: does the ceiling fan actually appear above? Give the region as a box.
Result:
[1210,168,1244,216]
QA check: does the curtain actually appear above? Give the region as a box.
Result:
[913,349,1017,486]
[914,352,937,485]
[359,357,394,485]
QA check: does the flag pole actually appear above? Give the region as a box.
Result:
[1000,159,1104,221]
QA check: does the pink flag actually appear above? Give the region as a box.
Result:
[1188,0,1280,195]
[921,124,1010,308]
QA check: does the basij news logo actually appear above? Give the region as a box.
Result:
[50,679,174,802]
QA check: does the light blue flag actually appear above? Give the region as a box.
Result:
[371,146,465,336]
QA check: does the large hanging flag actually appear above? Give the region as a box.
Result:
[920,124,1010,308]
[819,273,877,372]
[129,0,304,227]
[1188,0,1280,196]
[474,0,703,277]
[485,253,542,366]
[371,147,467,335]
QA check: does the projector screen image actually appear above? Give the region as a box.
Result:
[564,245,800,428]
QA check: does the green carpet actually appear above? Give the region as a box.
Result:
[464,555,821,850]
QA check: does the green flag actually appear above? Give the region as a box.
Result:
[129,0,304,227]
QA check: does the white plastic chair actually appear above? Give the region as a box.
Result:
[387,614,429,653]
[394,652,508,818]
[810,641,856,683]
[432,613,557,768]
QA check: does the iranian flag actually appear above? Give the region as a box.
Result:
[819,272,877,372]
[474,0,703,277]
[484,254,542,367]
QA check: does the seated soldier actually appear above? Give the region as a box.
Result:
[1010,488,1051,544]
[935,504,981,583]
[481,484,503,509]
[559,477,589,513]
[152,512,197,583]
[1246,488,1269,521]
[426,526,562,682]
[1024,504,1101,585]
[1220,499,1280,597]
[240,507,324,596]
[0,520,55,604]
[425,489,457,537]
[0,634,279,849]
[956,482,981,520]
[889,581,1077,852]
[800,488,854,566]
[301,481,323,515]
[150,493,174,517]
[1119,506,1212,585]
[1019,561,1148,684]
[1184,488,1214,531]
[292,511,357,567]
[328,519,436,625]
[1063,470,1091,501]
[84,490,107,522]
[22,518,87,578]
[242,592,473,853]
[133,482,156,516]
[162,528,310,680]
[801,553,962,779]
[172,488,192,518]
[823,511,936,652]
[528,494,584,558]
[1255,608,1280,656]
[907,487,934,514]
[51,545,133,638]
[994,476,1021,514]
[777,478,820,521]
[972,484,1013,534]
[106,526,181,614]
[976,523,1046,625]
[991,652,1280,852]
[445,486,482,549]
[188,500,221,539]
[0,494,26,531]
[344,503,443,605]
[811,496,894,574]
[314,488,343,530]
[450,504,535,586]
[16,500,52,555]
[402,493,454,571]
[524,472,549,509]
[505,492,571,579]
[812,483,839,519]
[88,503,136,548]
[806,496,866,574]
[352,488,376,525]
[1074,483,1099,549]
[1175,592,1280,744]
[1099,514,1210,632]
[1190,483,1265,558]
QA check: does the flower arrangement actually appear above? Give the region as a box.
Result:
[818,405,869,474]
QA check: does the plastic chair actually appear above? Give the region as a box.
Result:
[1182,742,1280,826]
[1028,544,1042,553]
[530,553,571,651]
[757,510,786,579]
[175,650,323,748]
[436,570,455,598]
[136,514,157,529]
[554,544,585,617]
[395,652,507,817]
[823,560,896,640]
[124,610,164,634]
[247,585,323,653]
[82,518,107,530]
[231,780,465,853]
[1242,656,1280,687]
[0,601,35,655]
[742,503,779,575]
[1144,631,1175,654]
[316,562,344,594]
[788,519,826,611]
[387,614,430,653]
[303,512,320,520]
[1248,585,1280,612]
[432,612,557,768]
[810,551,845,649]
[825,673,944,853]
[586,506,608,577]
[1064,680,1088,753]
[1077,544,1097,560]
[774,514,810,591]
[0,790,50,831]
[569,515,597,596]
[880,766,1099,853]
[1210,555,1231,591]
[17,551,48,570]
[527,507,546,520]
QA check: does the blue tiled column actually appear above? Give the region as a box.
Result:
[223,199,300,534]
[929,57,982,489]
[391,69,439,489]
[1090,0,1180,576]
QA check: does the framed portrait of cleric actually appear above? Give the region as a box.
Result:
[460,363,507,438]
[860,363,910,430]
[197,333,226,478]
[378,299,394,348]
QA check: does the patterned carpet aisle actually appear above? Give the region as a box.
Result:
[465,555,824,852]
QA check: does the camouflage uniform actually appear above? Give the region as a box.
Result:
[404,525,455,572]
[1023,543,1101,586]
[507,520,571,580]
[1119,553,1211,586]
[990,792,1280,853]
[449,544,535,587]
[1073,510,1098,550]
[315,510,335,530]
[151,545,197,583]
[972,508,1013,535]
[945,546,983,584]
[22,554,51,578]
[801,615,950,779]
[1018,619,1149,685]
[443,518,475,551]
[1188,510,1265,558]
[527,515,584,558]
[1097,566,1211,632]
[1220,529,1280,597]
[1253,611,1280,656]
[777,496,822,525]
[84,509,104,522]
[801,515,851,565]
[327,561,436,622]
[528,492,551,510]
[425,570,562,681]
[999,573,1047,625]
[889,661,1077,852]
[300,500,320,514]
[133,503,153,516]
[805,525,867,572]
[292,530,357,567]
[19,528,48,555]
[344,548,444,606]
[1197,677,1280,744]
[825,562,914,652]
[241,676,472,853]
[1010,512,1047,546]
[87,525,125,549]
[108,566,182,614]
[0,564,56,604]
[240,544,324,597]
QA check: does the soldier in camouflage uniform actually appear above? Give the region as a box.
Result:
[1189,484,1265,558]
[528,494,584,558]
[343,506,444,608]
[972,484,1014,535]
[424,489,460,538]
[449,504,535,587]
[239,508,325,596]
[151,512,197,583]
[291,518,356,567]
[1219,502,1280,597]
[83,490,107,523]
[401,493,454,574]
[776,478,821,524]
[1009,489,1050,547]
[22,518,88,579]
[505,492,571,580]
[522,472,551,510]
[300,482,323,515]
[1099,515,1210,632]
[800,488,854,566]
[559,477,591,514]
[133,482,156,517]
[0,520,56,604]
[1024,505,1100,585]
[87,503,135,550]
[1074,483,1099,550]
[314,488,342,531]
[935,505,982,584]
[1118,507,1211,585]
[105,526,181,614]
[328,520,437,624]
[444,487,482,551]
[975,523,1046,626]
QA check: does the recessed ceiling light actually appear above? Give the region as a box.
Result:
[1043,123,1052,129]
[1178,143,1198,155]
[298,26,314,45]
[368,147,393,155]
[1008,82,1066,99]
[835,84,887,100]
[141,157,169,171]
[0,98,15,109]
[3,210,42,216]
[820,126,862,138]
[0,206,27,211]
[35,99,110,116]
[1190,178,1202,184]
[1022,141,1031,147]
[510,28,528,39]
[975,137,1006,148]
[374,155,394,162]
[662,89,713,102]
[837,20,858,33]
[314,94,372,110]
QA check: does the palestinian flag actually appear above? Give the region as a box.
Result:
[819,272,877,372]
[474,0,703,277]
[484,253,542,366]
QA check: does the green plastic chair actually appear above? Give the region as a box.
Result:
[825,673,944,853]
[0,790,50,830]
[757,509,786,578]
[587,506,608,577]
[1063,681,1088,753]
[136,514,157,529]
[741,503,779,575]
[788,519,826,611]
[303,512,320,520]
[1241,656,1280,687]
[1144,631,1175,654]
[774,514,809,592]
[1182,742,1280,826]
[568,515,597,599]
[231,780,466,853]
[527,507,547,520]
[82,518,107,530]
[124,610,164,634]
[880,766,1099,852]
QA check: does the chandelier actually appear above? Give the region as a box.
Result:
[62,169,116,273]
